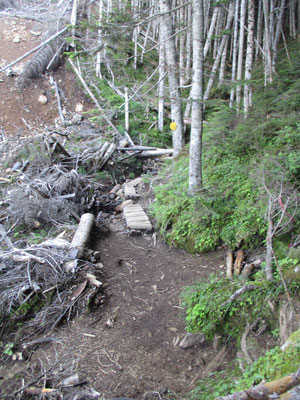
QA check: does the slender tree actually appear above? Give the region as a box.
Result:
[159,0,185,157]
[158,25,166,132]
[236,0,247,110]
[244,0,255,115]
[263,0,273,84]
[203,2,234,102]
[229,0,239,108]
[189,0,204,190]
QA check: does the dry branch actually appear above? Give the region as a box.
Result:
[68,58,121,139]
[221,285,258,308]
[0,27,68,74]
[215,372,300,400]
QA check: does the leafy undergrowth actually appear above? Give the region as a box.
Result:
[188,336,300,400]
[181,256,300,343]
[150,42,300,254]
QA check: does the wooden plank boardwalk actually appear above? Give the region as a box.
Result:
[123,204,152,230]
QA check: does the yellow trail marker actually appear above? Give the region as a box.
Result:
[170,122,177,131]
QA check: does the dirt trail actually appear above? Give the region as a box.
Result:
[0,14,229,399]
[25,219,227,399]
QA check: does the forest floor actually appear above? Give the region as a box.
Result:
[0,15,233,400]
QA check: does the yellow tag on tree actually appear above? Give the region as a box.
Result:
[170,122,177,131]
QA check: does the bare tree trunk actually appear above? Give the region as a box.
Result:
[125,87,130,132]
[263,0,273,84]
[244,0,255,116]
[236,0,247,111]
[272,0,285,73]
[179,4,186,86]
[158,32,165,132]
[204,2,219,59]
[219,39,229,85]
[203,2,234,102]
[185,4,192,82]
[70,0,79,47]
[189,0,204,190]
[159,0,185,157]
[229,0,239,108]
[95,0,103,78]
[255,0,263,60]
[265,205,274,281]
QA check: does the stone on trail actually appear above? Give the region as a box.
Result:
[179,333,206,349]
[123,204,152,230]
[127,177,143,187]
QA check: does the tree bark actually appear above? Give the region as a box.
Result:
[159,0,185,158]
[189,0,204,191]
[203,2,234,102]
[158,26,166,132]
[236,0,247,111]
[229,0,239,108]
[244,0,255,116]
[263,0,273,84]
[272,0,286,73]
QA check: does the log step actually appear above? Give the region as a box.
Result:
[123,204,152,230]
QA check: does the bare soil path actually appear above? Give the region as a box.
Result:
[0,14,230,400]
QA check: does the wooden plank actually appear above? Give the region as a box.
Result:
[124,185,140,199]
[123,204,152,230]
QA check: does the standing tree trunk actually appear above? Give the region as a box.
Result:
[204,3,219,59]
[158,27,165,132]
[255,0,263,60]
[159,0,185,157]
[236,0,247,111]
[229,0,239,108]
[95,0,103,78]
[263,0,273,84]
[189,0,204,191]
[244,0,255,116]
[203,2,234,102]
[272,0,285,73]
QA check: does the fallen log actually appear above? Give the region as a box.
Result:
[0,27,68,74]
[65,213,95,273]
[215,372,300,400]
[137,148,174,157]
[280,384,300,398]
[98,142,117,169]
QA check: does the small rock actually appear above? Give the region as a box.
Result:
[179,333,206,349]
[116,199,133,212]
[61,373,80,387]
[75,103,84,112]
[128,177,143,186]
[13,37,21,43]
[116,189,124,198]
[30,31,41,36]
[12,161,22,171]
[38,94,48,105]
